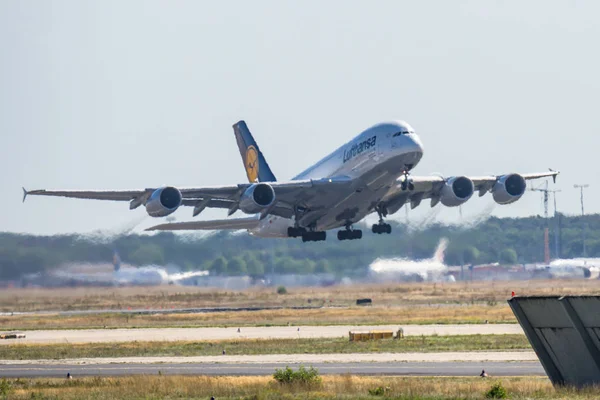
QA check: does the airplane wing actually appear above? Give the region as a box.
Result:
[23,176,354,219]
[145,216,261,231]
[382,170,559,212]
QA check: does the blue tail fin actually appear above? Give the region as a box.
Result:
[232,121,277,183]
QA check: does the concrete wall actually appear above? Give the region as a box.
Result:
[508,296,600,387]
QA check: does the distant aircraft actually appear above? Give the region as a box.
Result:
[24,120,558,242]
[369,238,451,282]
[533,258,600,279]
[43,251,208,287]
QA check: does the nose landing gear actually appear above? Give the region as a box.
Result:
[400,171,414,191]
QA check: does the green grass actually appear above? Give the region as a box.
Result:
[0,334,530,360]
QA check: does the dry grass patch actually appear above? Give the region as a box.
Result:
[2,280,599,313]
[3,375,600,399]
[0,304,515,330]
[2,280,596,330]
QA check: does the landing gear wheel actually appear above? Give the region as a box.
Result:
[301,231,326,242]
[287,227,307,238]
[401,171,414,191]
[372,223,392,234]
[337,229,362,240]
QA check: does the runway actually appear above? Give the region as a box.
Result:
[0,361,545,378]
[0,305,321,317]
[0,351,538,366]
[0,324,523,345]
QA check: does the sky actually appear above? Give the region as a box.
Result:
[1,1,599,235]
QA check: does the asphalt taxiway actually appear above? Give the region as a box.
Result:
[0,361,545,378]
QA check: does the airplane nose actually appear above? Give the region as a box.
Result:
[408,134,424,154]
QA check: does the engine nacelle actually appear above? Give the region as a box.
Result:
[492,173,526,205]
[145,187,182,217]
[583,267,600,280]
[440,176,474,207]
[239,183,275,214]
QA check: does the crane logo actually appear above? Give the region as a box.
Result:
[245,145,259,182]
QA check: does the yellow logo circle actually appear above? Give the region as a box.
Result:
[245,146,259,182]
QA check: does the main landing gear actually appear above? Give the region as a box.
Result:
[302,231,326,242]
[372,206,392,234]
[337,223,362,241]
[287,227,306,238]
[337,229,362,241]
[372,223,391,234]
[288,226,326,242]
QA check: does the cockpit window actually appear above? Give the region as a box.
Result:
[392,130,413,137]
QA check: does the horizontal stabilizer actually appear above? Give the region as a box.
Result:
[146,217,260,232]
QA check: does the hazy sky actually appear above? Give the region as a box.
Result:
[2,1,599,235]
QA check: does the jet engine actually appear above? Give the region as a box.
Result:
[492,174,526,204]
[583,267,600,280]
[440,176,474,207]
[145,187,182,217]
[239,183,276,214]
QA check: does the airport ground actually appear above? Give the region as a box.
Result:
[1,375,598,399]
[0,305,515,330]
[3,280,598,313]
[2,280,598,331]
[0,334,529,359]
[2,280,596,399]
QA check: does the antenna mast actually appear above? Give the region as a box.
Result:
[574,184,590,257]
[530,181,561,262]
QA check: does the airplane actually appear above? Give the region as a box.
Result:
[23,120,559,242]
[21,251,209,287]
[533,258,600,280]
[369,238,452,282]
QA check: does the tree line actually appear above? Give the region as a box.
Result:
[0,213,598,280]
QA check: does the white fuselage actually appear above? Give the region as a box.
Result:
[250,121,424,237]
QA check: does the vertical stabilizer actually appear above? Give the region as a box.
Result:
[232,121,277,183]
[112,251,121,272]
[432,238,449,264]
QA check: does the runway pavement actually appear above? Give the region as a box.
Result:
[0,351,538,366]
[0,324,523,345]
[0,306,320,317]
[0,361,545,378]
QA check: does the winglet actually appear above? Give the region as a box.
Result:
[549,168,559,184]
[22,187,28,203]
